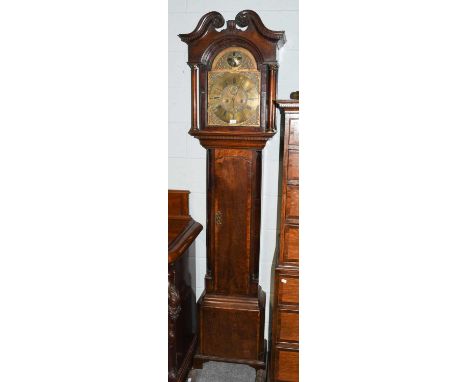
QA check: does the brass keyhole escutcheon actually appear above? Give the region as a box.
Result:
[215,211,223,225]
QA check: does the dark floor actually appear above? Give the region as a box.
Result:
[188,361,258,382]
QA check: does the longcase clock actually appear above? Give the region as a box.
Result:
[179,10,285,373]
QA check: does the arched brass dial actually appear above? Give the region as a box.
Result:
[207,47,260,127]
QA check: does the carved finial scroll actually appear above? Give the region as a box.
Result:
[179,10,285,48]
[178,11,225,43]
[226,20,237,31]
[234,10,252,28]
[235,10,286,48]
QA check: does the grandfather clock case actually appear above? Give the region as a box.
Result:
[179,10,285,371]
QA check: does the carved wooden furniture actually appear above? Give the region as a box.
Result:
[168,190,203,382]
[268,100,299,381]
[179,10,286,373]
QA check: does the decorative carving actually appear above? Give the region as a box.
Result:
[275,100,300,110]
[168,280,181,321]
[226,20,237,32]
[234,10,252,28]
[269,63,279,71]
[168,277,179,382]
[179,10,286,47]
[168,277,180,381]
[235,10,286,48]
[180,10,285,136]
[211,47,256,71]
[191,132,274,141]
[178,11,225,43]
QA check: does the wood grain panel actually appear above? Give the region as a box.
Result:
[212,149,255,295]
[285,185,299,220]
[283,225,299,263]
[287,150,299,181]
[168,190,190,217]
[276,349,299,381]
[201,305,259,360]
[278,310,299,342]
[278,275,299,305]
[288,118,299,146]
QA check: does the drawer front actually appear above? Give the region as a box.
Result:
[276,348,299,381]
[288,118,299,146]
[283,225,299,263]
[285,185,299,220]
[278,275,299,305]
[278,310,299,342]
[287,150,299,181]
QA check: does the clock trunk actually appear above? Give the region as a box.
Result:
[207,148,261,296]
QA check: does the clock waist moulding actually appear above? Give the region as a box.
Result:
[179,10,286,371]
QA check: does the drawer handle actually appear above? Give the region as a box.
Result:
[281,278,287,284]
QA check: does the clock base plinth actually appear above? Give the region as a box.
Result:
[193,288,266,370]
[192,352,266,370]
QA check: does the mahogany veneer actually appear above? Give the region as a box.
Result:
[269,100,300,382]
[179,11,286,375]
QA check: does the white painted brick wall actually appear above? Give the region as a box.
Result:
[168,0,299,339]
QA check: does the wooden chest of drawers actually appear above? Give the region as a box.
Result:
[269,100,299,381]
